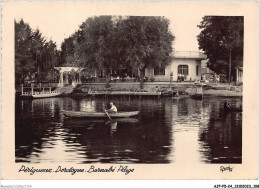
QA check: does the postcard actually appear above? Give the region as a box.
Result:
[1,1,258,182]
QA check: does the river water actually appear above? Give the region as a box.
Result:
[15,96,242,164]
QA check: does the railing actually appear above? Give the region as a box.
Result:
[174,51,206,59]
[32,91,60,95]
[21,90,60,96]
[17,83,61,96]
[21,92,31,96]
[81,77,138,83]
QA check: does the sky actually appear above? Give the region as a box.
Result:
[14,2,204,51]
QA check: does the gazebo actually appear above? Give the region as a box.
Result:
[54,67,85,88]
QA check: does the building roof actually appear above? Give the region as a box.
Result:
[174,51,206,60]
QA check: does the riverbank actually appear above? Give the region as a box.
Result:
[202,83,242,97]
[69,82,242,97]
[203,89,242,97]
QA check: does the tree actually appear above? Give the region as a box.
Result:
[197,16,244,81]
[62,16,174,88]
[30,28,45,75]
[15,19,36,84]
[60,36,77,66]
[15,19,61,84]
[74,16,122,87]
[120,16,174,88]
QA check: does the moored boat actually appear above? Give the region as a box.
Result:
[172,95,189,100]
[61,110,140,118]
[224,102,242,112]
[20,84,61,99]
[224,107,242,112]
[31,91,61,98]
[190,94,203,100]
[21,90,61,99]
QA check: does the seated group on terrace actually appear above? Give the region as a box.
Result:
[80,74,149,83]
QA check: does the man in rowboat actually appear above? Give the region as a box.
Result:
[224,101,232,111]
[105,102,118,113]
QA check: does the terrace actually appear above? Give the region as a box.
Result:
[174,51,206,59]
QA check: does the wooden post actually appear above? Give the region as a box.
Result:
[21,84,23,95]
[229,48,232,84]
[196,85,202,94]
[201,85,203,98]
[31,85,34,95]
[50,87,51,93]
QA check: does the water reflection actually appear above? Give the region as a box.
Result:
[15,96,242,164]
[199,106,242,163]
[80,100,97,112]
[172,99,205,164]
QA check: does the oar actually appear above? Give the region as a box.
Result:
[104,110,112,120]
[105,120,111,126]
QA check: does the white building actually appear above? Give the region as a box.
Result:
[144,51,206,81]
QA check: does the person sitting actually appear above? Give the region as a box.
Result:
[181,74,185,81]
[110,76,114,82]
[105,102,118,113]
[224,101,232,111]
[177,74,181,82]
[126,75,130,82]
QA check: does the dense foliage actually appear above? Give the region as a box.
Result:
[16,16,174,87]
[15,19,61,84]
[61,16,175,88]
[197,16,243,80]
[119,16,174,88]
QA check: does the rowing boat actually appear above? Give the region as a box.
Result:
[190,94,203,100]
[224,102,242,112]
[224,107,242,112]
[63,118,139,126]
[61,110,139,118]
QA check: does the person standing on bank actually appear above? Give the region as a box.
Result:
[105,102,118,113]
